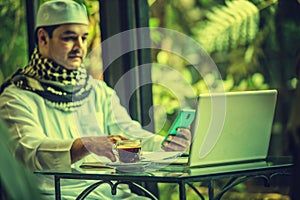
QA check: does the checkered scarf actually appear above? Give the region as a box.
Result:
[0,48,92,111]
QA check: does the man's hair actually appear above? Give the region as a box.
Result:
[35,25,60,44]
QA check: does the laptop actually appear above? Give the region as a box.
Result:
[81,89,277,170]
[150,89,277,168]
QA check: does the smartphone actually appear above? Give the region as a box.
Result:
[162,109,196,146]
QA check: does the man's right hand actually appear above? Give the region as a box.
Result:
[70,135,128,163]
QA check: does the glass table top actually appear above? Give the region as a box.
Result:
[35,156,293,182]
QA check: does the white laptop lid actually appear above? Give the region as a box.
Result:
[188,89,277,167]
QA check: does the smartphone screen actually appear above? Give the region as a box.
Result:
[162,109,196,145]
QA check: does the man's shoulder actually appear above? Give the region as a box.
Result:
[0,84,40,103]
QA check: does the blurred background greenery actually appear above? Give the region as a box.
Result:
[1,0,299,151]
[1,0,298,199]
[148,0,300,150]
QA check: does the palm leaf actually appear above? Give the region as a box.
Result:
[194,0,260,53]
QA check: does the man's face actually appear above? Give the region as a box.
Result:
[43,24,89,70]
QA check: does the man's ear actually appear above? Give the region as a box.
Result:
[37,28,48,45]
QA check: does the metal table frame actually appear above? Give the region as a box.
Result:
[36,158,293,200]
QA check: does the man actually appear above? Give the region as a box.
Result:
[0,0,191,199]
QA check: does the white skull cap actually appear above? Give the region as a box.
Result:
[35,0,89,29]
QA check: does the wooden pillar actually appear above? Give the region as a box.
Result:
[100,0,154,132]
[25,0,38,57]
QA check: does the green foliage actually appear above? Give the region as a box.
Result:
[193,1,260,53]
[0,0,28,83]
[152,63,196,135]
[149,0,274,135]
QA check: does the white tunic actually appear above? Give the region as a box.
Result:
[0,77,163,199]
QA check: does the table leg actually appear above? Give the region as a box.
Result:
[179,182,186,200]
[187,183,205,200]
[208,180,214,200]
[54,176,61,200]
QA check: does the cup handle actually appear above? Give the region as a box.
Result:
[112,143,119,162]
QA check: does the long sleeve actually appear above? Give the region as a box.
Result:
[0,80,164,171]
[0,86,74,170]
[91,80,164,151]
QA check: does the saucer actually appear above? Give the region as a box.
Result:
[106,161,151,172]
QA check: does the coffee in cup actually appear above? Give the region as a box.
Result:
[115,139,141,163]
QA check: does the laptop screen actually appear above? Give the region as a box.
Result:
[188,89,277,167]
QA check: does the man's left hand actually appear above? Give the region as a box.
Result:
[162,128,191,152]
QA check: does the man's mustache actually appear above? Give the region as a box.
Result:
[69,49,82,57]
